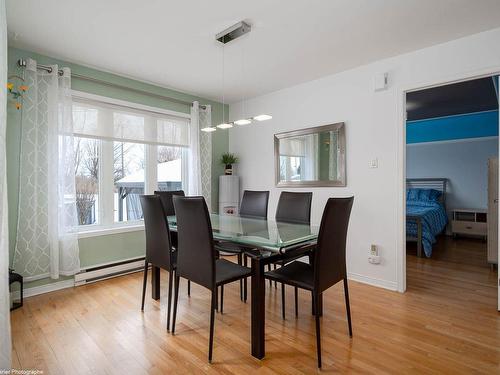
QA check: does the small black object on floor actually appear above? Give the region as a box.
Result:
[9,268,23,311]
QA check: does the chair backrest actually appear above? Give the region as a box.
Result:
[173,196,215,290]
[239,190,270,219]
[139,195,174,270]
[275,191,313,224]
[314,197,354,293]
[154,190,185,216]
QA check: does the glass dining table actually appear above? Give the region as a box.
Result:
[150,213,319,359]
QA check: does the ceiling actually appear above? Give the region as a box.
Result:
[6,0,500,103]
[407,77,499,121]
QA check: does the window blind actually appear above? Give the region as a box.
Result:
[72,98,190,147]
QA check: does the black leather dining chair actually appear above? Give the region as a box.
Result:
[139,195,176,331]
[275,191,312,225]
[154,190,185,217]
[215,190,269,303]
[154,190,191,295]
[271,191,313,315]
[171,196,251,362]
[265,197,354,368]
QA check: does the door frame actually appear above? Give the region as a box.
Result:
[397,66,500,293]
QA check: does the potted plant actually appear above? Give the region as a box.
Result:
[221,152,238,175]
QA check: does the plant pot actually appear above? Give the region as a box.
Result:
[224,164,233,175]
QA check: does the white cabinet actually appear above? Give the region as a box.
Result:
[219,175,239,215]
[451,209,487,238]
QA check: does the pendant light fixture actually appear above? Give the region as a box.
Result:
[204,21,272,132]
[216,40,232,130]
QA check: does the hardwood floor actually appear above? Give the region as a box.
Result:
[10,246,500,374]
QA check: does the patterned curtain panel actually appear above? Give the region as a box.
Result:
[12,59,80,281]
[0,0,11,369]
[188,102,212,211]
[199,105,212,211]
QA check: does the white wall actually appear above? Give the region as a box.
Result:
[407,138,498,222]
[229,28,500,291]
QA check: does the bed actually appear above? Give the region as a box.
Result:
[406,178,448,257]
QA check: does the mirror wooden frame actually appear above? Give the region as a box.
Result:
[274,122,346,187]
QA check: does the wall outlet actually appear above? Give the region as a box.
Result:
[370,244,378,256]
[368,255,381,264]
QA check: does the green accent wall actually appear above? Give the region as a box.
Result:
[6,47,228,287]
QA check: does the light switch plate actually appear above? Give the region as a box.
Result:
[369,158,378,168]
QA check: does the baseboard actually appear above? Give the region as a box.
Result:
[74,259,145,286]
[10,278,75,300]
[347,272,398,291]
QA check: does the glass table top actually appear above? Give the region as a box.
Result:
[167,214,319,252]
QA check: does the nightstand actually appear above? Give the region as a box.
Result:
[451,209,487,239]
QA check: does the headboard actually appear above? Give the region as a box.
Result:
[406,178,448,208]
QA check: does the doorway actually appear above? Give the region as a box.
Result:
[403,75,499,308]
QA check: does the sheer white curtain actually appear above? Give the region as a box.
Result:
[0,0,11,369]
[189,101,212,210]
[12,58,80,280]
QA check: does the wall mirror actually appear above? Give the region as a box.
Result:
[274,122,346,187]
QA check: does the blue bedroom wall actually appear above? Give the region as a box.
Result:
[406,138,498,225]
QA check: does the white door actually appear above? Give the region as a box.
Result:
[488,158,500,310]
[496,76,500,311]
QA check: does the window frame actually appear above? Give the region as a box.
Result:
[72,90,190,237]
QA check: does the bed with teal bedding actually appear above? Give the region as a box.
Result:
[406,179,448,257]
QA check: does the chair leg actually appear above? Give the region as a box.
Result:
[209,289,216,362]
[243,255,248,302]
[344,278,353,337]
[238,253,243,301]
[314,293,322,368]
[188,280,191,297]
[220,284,224,314]
[274,264,278,288]
[294,286,298,317]
[166,269,173,331]
[141,263,148,311]
[311,291,315,315]
[268,264,272,287]
[215,287,219,312]
[281,283,286,320]
[171,275,180,334]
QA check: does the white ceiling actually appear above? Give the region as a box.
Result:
[6,0,500,103]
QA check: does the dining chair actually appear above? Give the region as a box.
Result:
[215,190,269,303]
[154,190,191,295]
[264,197,354,368]
[139,195,176,331]
[171,196,252,362]
[154,190,185,216]
[271,191,313,314]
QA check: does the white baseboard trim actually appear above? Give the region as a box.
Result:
[74,259,145,286]
[347,272,398,291]
[10,279,75,300]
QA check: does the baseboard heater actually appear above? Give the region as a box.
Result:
[74,257,146,286]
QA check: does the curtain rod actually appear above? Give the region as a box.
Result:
[17,58,206,109]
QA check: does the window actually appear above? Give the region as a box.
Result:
[114,142,145,222]
[72,92,190,230]
[157,145,183,191]
[74,137,100,225]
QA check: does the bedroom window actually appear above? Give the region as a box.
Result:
[72,92,190,231]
